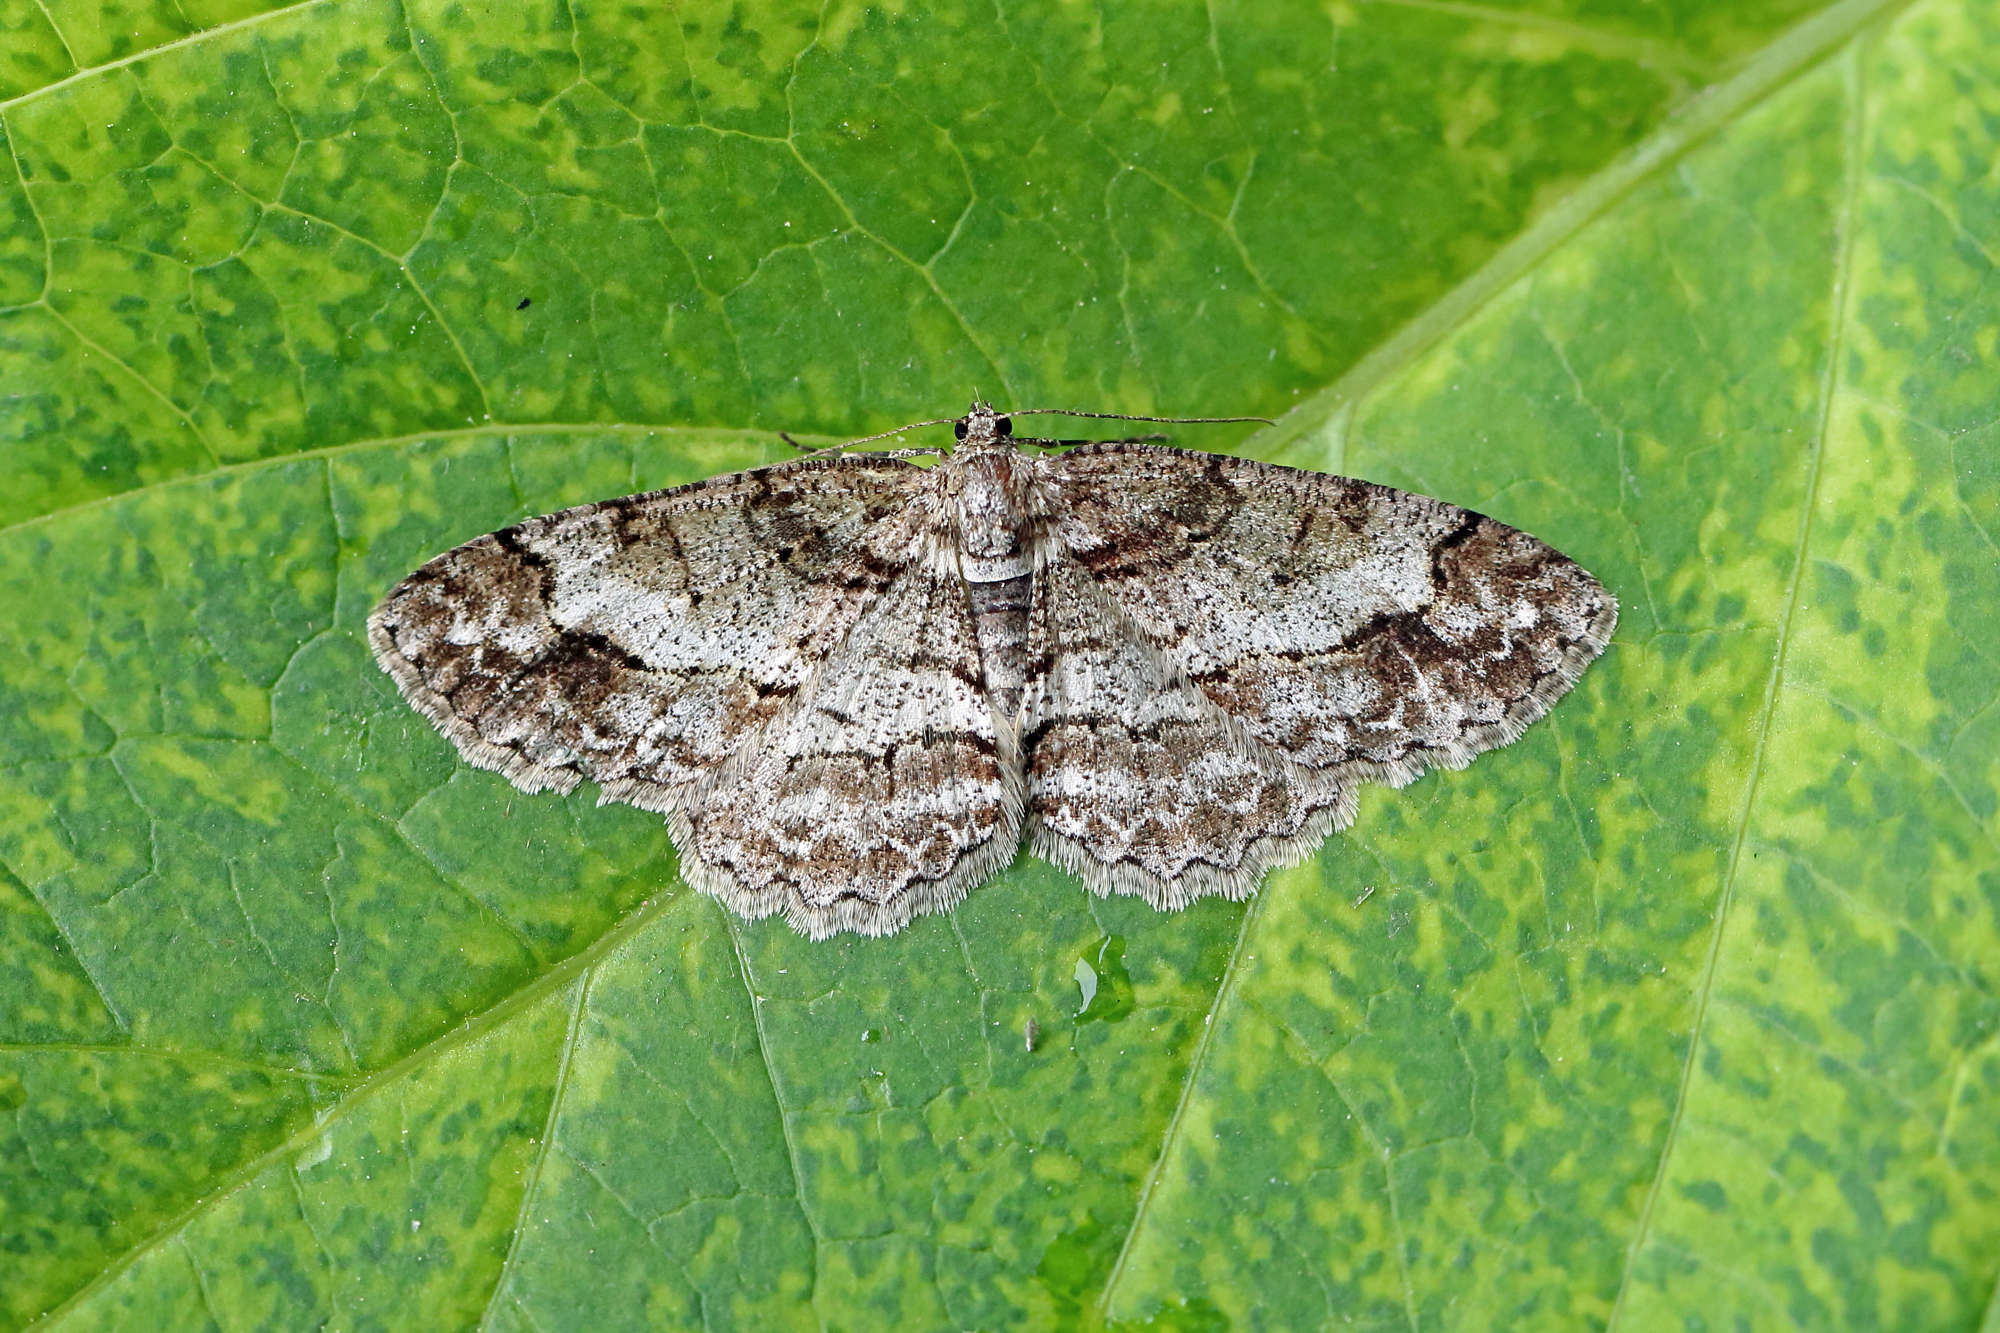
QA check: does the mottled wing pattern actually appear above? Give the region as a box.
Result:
[368,456,929,803]
[372,423,1617,936]
[1040,443,1618,789]
[1021,554,1353,906]
[676,557,1021,939]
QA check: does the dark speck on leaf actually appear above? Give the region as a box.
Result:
[516,297,532,310]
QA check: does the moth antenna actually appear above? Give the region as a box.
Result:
[805,416,962,451]
[1003,408,1275,426]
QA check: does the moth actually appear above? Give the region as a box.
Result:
[369,404,1616,938]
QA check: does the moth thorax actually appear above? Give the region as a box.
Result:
[954,452,1033,569]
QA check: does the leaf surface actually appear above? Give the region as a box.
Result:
[2,0,1995,1329]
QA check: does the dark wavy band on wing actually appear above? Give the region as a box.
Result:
[367,455,929,802]
[673,559,1024,939]
[1040,444,1617,789]
[1021,553,1354,906]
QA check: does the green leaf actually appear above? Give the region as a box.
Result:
[2,0,1994,1328]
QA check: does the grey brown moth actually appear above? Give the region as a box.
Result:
[370,405,1615,938]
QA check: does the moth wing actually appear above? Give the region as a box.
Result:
[676,555,1023,939]
[1040,443,1616,787]
[1021,552,1352,906]
[368,455,930,804]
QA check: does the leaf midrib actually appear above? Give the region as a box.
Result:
[1602,25,1867,1331]
[0,422,793,544]
[1267,0,1909,471]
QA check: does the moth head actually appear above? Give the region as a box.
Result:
[955,402,1013,447]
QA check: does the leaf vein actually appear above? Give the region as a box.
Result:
[1603,32,1866,1327]
[723,914,827,1333]
[1097,886,1269,1319]
[477,972,591,1332]
[0,0,334,114]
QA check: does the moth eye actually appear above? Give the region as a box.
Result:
[996,416,1013,437]
[953,420,969,440]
